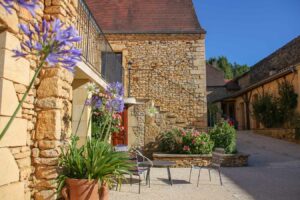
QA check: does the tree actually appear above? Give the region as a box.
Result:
[207,56,250,79]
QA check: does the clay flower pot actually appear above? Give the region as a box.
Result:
[61,178,99,200]
[99,182,109,200]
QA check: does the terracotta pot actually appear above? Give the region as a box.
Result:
[61,178,99,200]
[99,182,109,200]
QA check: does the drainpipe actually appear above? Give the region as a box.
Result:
[127,61,132,97]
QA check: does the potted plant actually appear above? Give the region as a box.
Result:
[58,136,132,200]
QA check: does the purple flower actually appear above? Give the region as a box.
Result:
[1,0,39,16]
[106,82,124,98]
[85,95,102,109]
[106,97,125,113]
[13,19,81,72]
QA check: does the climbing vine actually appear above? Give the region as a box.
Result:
[252,80,298,128]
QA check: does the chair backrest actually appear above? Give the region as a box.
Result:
[211,152,223,167]
[114,144,129,152]
[130,149,153,166]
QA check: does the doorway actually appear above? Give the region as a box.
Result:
[112,107,128,146]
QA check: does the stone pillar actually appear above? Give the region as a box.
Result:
[72,81,92,146]
[0,30,32,200]
[33,67,73,200]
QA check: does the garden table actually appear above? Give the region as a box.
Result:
[139,160,176,186]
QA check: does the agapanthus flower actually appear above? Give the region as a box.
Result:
[0,0,39,16]
[106,97,125,113]
[85,95,102,109]
[13,19,81,72]
[106,82,124,98]
[85,82,100,96]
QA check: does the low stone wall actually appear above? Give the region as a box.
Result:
[153,153,212,167]
[153,152,249,167]
[214,152,249,167]
[253,129,298,142]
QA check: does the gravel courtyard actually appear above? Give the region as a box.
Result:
[110,131,300,200]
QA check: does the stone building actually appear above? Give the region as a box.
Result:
[215,36,300,136]
[86,0,207,150]
[0,0,122,199]
[0,0,207,199]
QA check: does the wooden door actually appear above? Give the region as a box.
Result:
[112,107,128,146]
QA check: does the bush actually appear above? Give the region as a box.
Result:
[159,129,214,154]
[252,93,281,128]
[209,121,237,153]
[158,129,182,153]
[252,81,298,128]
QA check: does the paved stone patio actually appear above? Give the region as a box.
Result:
[110,131,300,200]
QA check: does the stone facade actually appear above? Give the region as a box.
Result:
[108,34,207,148]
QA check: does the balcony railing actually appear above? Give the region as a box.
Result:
[76,0,123,83]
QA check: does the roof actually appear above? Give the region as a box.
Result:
[85,0,206,34]
[214,66,296,102]
[206,64,226,87]
[250,35,300,83]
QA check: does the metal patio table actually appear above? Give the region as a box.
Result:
[139,160,176,186]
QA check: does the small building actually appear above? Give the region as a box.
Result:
[86,0,207,149]
[215,36,300,132]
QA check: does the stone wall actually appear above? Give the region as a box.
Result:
[108,34,207,148]
[153,152,249,168]
[0,1,77,199]
[253,129,298,143]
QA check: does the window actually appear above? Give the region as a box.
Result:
[101,52,123,83]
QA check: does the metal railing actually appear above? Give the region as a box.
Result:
[76,0,123,83]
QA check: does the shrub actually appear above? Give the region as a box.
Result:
[252,93,281,128]
[159,129,214,154]
[278,80,298,126]
[209,121,237,153]
[158,129,182,153]
[252,81,298,128]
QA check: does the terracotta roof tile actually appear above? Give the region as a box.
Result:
[85,0,205,34]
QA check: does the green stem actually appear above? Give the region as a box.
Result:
[74,101,87,136]
[103,116,112,142]
[86,108,93,139]
[100,114,110,141]
[0,59,46,141]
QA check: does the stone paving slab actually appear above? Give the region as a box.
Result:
[110,167,254,200]
[111,131,300,200]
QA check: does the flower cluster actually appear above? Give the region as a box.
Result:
[85,82,100,96]
[106,82,124,98]
[105,82,124,113]
[85,82,125,114]
[1,0,38,16]
[85,95,102,109]
[13,19,81,72]
[159,128,214,154]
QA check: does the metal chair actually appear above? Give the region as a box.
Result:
[129,149,153,194]
[189,151,223,186]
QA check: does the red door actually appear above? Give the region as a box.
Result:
[112,107,128,146]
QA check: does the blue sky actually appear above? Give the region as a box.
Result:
[193,0,300,66]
